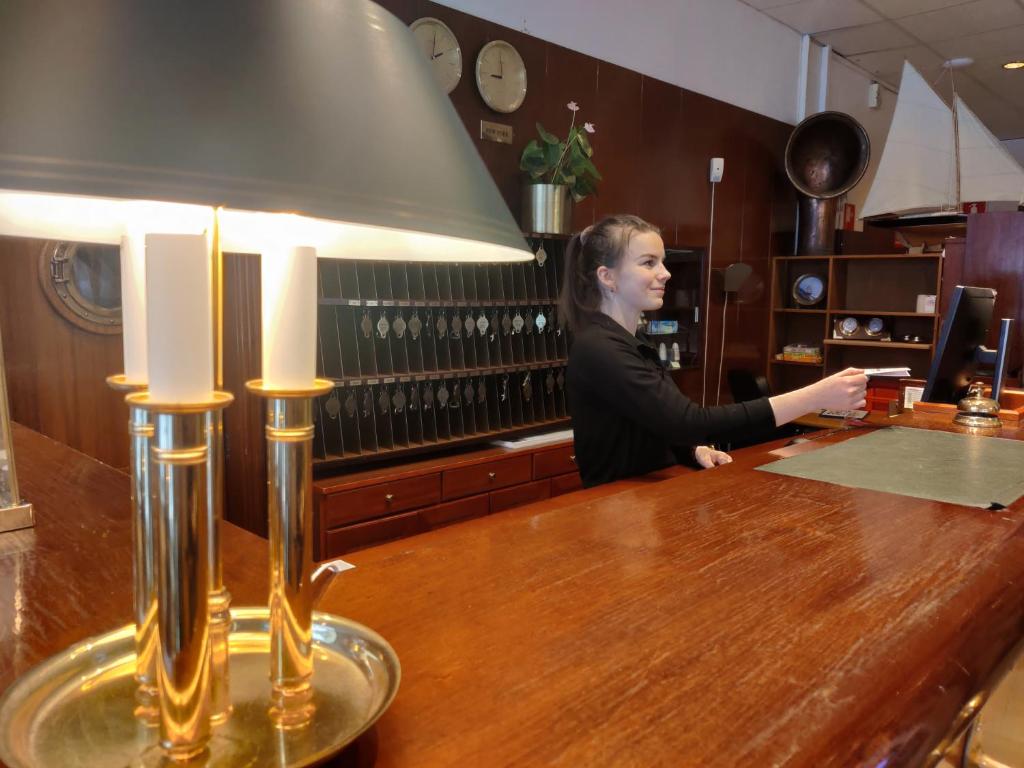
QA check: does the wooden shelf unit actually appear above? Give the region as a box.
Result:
[768,253,943,392]
[824,339,932,350]
[314,238,573,469]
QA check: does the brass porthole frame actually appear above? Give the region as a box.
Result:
[37,241,122,335]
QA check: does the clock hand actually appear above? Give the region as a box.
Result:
[430,31,436,59]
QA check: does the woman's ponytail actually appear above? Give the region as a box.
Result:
[559,231,587,333]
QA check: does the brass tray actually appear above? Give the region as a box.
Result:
[0,607,400,767]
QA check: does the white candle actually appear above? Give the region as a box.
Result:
[120,233,147,384]
[145,233,213,403]
[261,246,317,388]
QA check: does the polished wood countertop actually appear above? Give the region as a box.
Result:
[0,425,269,680]
[3,413,1024,767]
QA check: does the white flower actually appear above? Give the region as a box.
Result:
[583,122,595,134]
[567,101,579,112]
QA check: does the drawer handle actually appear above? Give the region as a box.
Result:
[569,454,576,463]
[488,472,497,480]
[384,493,395,502]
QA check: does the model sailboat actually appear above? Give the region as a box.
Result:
[861,61,1024,221]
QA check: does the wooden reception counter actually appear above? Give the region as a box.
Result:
[2,413,1024,767]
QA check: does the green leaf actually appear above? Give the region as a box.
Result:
[519,141,545,173]
[544,142,563,173]
[576,154,601,180]
[571,176,597,202]
[575,131,593,157]
[536,123,560,145]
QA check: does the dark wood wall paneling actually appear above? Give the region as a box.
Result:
[0,236,128,469]
[961,213,1024,380]
[222,253,268,537]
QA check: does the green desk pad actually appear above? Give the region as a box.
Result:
[756,426,1024,509]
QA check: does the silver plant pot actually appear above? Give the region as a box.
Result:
[521,183,573,235]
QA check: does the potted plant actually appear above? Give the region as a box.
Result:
[520,101,601,235]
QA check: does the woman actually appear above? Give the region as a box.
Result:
[563,214,867,487]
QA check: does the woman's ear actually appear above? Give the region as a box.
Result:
[596,265,616,293]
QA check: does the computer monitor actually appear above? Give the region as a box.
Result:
[923,286,1010,404]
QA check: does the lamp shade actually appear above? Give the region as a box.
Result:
[0,0,531,262]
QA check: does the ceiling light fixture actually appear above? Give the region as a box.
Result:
[943,57,974,69]
[1003,61,1024,70]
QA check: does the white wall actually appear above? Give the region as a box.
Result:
[435,0,1022,212]
[431,0,805,126]
[824,53,897,229]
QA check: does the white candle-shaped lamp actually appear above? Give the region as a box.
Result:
[261,246,317,389]
[120,233,148,385]
[145,233,214,403]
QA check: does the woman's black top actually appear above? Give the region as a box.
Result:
[567,313,775,487]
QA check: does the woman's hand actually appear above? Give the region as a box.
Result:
[768,367,869,427]
[812,367,868,411]
[694,445,732,468]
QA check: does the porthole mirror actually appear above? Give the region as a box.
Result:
[38,242,122,334]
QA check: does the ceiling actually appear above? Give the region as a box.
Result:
[738,0,1024,140]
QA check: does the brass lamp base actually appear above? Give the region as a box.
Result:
[0,607,400,768]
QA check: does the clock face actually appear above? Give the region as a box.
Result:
[792,273,825,306]
[410,17,462,94]
[866,317,885,336]
[476,40,527,113]
[840,317,859,336]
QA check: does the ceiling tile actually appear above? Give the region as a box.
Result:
[960,64,1024,110]
[848,46,945,82]
[738,0,805,9]
[860,0,977,18]
[930,24,1024,60]
[815,20,917,53]
[763,0,883,33]
[893,0,1024,42]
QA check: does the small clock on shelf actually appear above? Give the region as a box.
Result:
[791,273,825,307]
[475,40,527,113]
[832,316,891,341]
[410,17,462,94]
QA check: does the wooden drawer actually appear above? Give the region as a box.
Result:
[421,493,490,529]
[550,471,583,496]
[533,444,577,480]
[324,510,424,557]
[490,479,550,513]
[322,474,440,529]
[442,454,532,501]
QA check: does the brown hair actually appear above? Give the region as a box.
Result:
[558,214,661,331]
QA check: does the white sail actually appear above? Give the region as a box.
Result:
[956,96,1024,206]
[861,61,957,218]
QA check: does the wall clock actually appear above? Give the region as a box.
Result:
[410,17,462,94]
[475,40,527,113]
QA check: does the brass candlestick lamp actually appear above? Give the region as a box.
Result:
[0,1,532,765]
